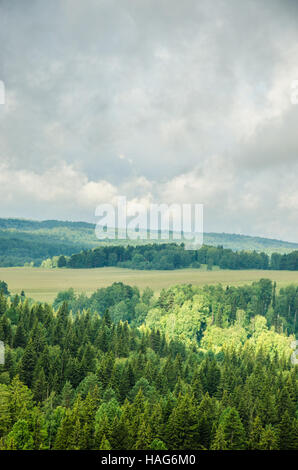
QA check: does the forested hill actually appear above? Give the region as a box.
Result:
[0,279,297,450]
[1,217,298,267]
[203,232,298,254]
[0,219,97,267]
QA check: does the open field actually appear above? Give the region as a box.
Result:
[0,267,298,303]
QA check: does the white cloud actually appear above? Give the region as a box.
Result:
[0,0,298,240]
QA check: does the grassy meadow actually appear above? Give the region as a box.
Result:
[0,266,298,303]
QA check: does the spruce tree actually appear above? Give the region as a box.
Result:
[259,425,279,450]
[218,407,246,450]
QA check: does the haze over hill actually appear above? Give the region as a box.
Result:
[1,217,298,267]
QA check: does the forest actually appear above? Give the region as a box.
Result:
[0,220,98,267]
[0,278,297,450]
[49,243,298,271]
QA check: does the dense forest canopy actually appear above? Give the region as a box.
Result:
[52,279,298,337]
[49,243,298,271]
[0,278,297,450]
[1,218,298,267]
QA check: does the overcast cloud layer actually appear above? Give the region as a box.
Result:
[0,0,298,241]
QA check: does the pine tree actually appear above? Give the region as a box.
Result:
[6,419,34,450]
[0,384,11,437]
[198,413,211,449]
[279,411,297,450]
[259,425,279,450]
[53,409,76,450]
[150,438,167,450]
[19,339,36,387]
[166,392,200,450]
[9,375,34,422]
[248,416,263,450]
[13,322,27,348]
[218,407,246,450]
[60,381,74,408]
[134,421,152,450]
[100,434,112,450]
[211,424,228,450]
[30,407,48,450]
[33,368,47,403]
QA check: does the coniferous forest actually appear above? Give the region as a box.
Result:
[0,279,297,450]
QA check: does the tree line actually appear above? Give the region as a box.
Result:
[49,243,298,271]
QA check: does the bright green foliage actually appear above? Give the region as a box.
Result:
[215,407,246,450]
[0,280,296,450]
[259,425,279,450]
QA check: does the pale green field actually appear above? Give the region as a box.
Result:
[0,267,298,303]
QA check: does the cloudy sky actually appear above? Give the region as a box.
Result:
[0,0,298,241]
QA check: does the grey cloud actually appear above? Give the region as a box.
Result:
[0,0,297,240]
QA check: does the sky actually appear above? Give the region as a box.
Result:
[0,0,298,241]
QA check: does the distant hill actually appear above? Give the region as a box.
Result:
[0,218,98,266]
[203,232,298,254]
[0,217,298,267]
